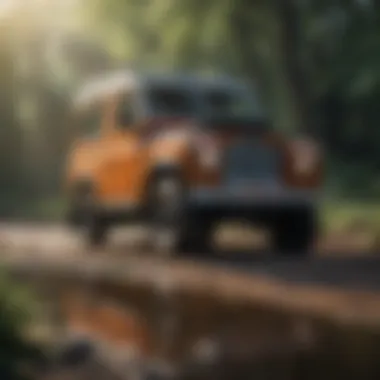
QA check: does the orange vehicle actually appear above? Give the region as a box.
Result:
[65,70,323,256]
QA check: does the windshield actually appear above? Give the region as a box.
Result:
[147,82,265,120]
[202,87,264,119]
[148,86,196,117]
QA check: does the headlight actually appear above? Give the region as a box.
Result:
[194,134,221,169]
[290,138,320,175]
[199,147,221,168]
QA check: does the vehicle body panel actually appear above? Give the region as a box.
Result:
[65,71,324,222]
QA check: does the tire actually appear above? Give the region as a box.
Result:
[178,215,214,255]
[84,214,109,248]
[272,206,317,257]
[68,182,109,248]
[66,203,86,227]
[147,175,213,256]
[66,181,94,227]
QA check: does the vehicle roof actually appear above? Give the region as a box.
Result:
[73,69,250,108]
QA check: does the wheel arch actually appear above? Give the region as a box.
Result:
[142,162,186,211]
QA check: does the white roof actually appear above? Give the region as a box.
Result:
[73,69,252,109]
[74,70,139,108]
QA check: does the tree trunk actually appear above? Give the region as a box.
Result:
[275,0,314,135]
[229,1,274,120]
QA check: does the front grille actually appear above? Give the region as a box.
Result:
[223,140,280,185]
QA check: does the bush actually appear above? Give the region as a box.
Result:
[0,270,43,379]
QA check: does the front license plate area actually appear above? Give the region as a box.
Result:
[227,180,281,198]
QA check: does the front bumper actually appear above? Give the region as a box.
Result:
[186,186,319,215]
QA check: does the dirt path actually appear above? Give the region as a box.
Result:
[0,223,151,259]
[0,222,379,292]
[0,222,377,259]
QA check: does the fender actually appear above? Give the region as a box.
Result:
[141,162,186,211]
[144,130,196,191]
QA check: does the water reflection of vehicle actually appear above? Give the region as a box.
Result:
[65,71,324,256]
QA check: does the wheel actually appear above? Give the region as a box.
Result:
[66,203,85,227]
[147,175,213,256]
[84,214,109,248]
[67,182,109,248]
[66,181,94,227]
[69,208,109,248]
[272,206,318,257]
[178,214,214,255]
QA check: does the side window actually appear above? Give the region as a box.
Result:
[77,104,103,138]
[115,93,138,130]
[148,86,195,117]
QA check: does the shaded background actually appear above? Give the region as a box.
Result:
[1,0,380,236]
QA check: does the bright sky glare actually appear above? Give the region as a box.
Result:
[0,0,14,14]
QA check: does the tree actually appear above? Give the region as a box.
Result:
[0,22,24,209]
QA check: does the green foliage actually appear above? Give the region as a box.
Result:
[0,24,24,197]
[0,270,41,379]
[322,200,380,234]
[1,0,380,209]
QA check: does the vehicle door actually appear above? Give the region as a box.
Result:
[66,101,105,187]
[97,90,148,206]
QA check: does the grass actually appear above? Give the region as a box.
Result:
[321,200,380,234]
[28,198,66,221]
[15,197,67,222]
[8,196,380,248]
